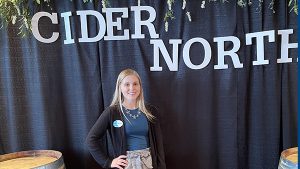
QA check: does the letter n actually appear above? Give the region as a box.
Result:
[150,39,182,71]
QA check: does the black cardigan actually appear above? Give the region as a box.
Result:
[86,105,166,169]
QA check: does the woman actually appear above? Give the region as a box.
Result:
[86,69,166,169]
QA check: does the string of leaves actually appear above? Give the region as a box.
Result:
[0,0,297,36]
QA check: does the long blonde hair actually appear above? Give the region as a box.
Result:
[110,69,155,121]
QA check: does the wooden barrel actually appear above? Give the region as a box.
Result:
[278,147,298,169]
[0,150,65,169]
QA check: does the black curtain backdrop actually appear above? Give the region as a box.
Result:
[0,1,297,169]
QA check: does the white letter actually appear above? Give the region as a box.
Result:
[150,39,182,71]
[277,29,298,63]
[31,12,59,43]
[214,36,243,69]
[103,8,129,40]
[77,10,106,42]
[246,30,275,65]
[183,38,211,69]
[61,12,74,44]
[131,6,159,39]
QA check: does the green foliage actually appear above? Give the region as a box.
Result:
[164,10,175,22]
[289,0,298,15]
[101,0,109,8]
[0,0,32,37]
[0,0,298,37]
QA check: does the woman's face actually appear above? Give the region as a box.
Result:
[120,75,141,103]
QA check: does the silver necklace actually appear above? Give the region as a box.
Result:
[123,107,141,119]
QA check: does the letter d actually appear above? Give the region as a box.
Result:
[77,10,106,42]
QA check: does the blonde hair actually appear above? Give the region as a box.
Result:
[110,69,155,121]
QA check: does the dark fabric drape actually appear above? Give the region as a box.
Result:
[0,1,297,169]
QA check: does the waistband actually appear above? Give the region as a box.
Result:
[126,148,151,158]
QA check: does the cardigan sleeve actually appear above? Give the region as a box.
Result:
[86,108,113,168]
[154,117,167,169]
[149,105,167,169]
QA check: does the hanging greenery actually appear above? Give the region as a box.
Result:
[289,0,298,14]
[0,0,298,36]
[0,0,30,37]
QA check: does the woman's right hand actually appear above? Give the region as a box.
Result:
[111,155,128,169]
